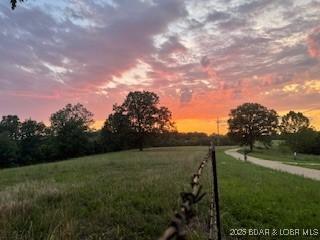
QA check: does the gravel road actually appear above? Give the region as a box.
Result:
[225,148,320,181]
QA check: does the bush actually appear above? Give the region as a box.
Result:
[286,128,320,154]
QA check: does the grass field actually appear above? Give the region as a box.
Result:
[1,146,320,240]
[247,141,320,170]
[249,148,320,164]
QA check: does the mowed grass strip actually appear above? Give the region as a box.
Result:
[247,141,320,164]
[248,146,320,170]
[0,146,319,240]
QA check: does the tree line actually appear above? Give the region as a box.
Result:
[1,92,318,168]
[0,91,228,168]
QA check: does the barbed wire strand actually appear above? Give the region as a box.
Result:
[158,151,210,240]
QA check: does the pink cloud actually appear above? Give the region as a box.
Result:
[307,27,320,58]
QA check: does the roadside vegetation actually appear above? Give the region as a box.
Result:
[245,141,320,170]
[248,142,320,163]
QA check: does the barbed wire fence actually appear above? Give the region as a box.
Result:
[158,143,222,240]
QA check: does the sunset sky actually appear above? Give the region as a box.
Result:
[0,0,319,134]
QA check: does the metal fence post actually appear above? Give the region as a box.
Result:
[211,143,222,240]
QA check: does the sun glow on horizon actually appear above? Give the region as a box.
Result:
[91,108,320,135]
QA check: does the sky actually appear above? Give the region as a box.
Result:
[0,0,320,134]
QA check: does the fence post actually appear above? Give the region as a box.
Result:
[210,143,222,240]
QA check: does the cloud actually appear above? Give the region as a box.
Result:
[218,17,249,31]
[236,0,291,16]
[200,56,210,68]
[179,87,193,104]
[206,10,230,22]
[159,36,187,56]
[0,0,320,130]
[307,27,320,58]
[0,0,186,101]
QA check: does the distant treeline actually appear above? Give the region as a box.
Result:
[0,91,235,168]
[2,92,319,168]
[150,132,235,147]
[0,112,232,168]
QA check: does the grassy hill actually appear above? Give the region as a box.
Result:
[0,146,319,240]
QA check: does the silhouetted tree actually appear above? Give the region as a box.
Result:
[0,132,18,167]
[50,103,94,158]
[280,111,310,134]
[286,127,320,154]
[103,91,174,151]
[100,109,134,151]
[123,91,174,150]
[19,119,47,164]
[0,115,21,141]
[227,103,278,151]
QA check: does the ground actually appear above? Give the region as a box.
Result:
[0,146,319,240]
[286,164,320,170]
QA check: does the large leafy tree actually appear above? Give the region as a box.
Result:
[0,115,21,141]
[228,103,278,151]
[104,91,174,151]
[19,119,47,164]
[286,127,319,154]
[50,103,94,158]
[100,112,132,152]
[280,111,310,134]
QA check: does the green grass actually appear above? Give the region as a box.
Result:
[249,148,320,164]
[247,142,320,170]
[0,146,319,240]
